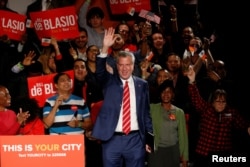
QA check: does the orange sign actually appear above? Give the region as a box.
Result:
[0,135,85,167]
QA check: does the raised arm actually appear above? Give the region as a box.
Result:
[95,27,117,82]
[78,0,91,28]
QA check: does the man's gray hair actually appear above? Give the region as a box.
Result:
[117,51,135,64]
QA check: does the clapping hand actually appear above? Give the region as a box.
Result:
[17,108,30,125]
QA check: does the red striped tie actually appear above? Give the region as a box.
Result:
[122,81,130,135]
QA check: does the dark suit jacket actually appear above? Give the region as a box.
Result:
[92,56,153,142]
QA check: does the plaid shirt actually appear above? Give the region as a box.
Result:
[188,84,249,156]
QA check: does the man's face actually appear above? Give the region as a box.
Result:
[117,56,134,80]
[167,55,181,72]
[73,61,87,81]
[55,74,72,92]
[75,31,88,49]
[182,27,194,44]
[89,15,103,28]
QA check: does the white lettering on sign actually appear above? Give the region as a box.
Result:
[34,18,43,30]
[43,15,75,30]
[44,83,56,95]
[30,83,56,97]
[2,18,25,31]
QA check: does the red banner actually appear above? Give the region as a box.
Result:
[0,10,26,41]
[0,135,84,167]
[108,0,151,15]
[27,70,74,107]
[29,6,79,41]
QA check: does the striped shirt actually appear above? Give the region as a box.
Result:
[43,94,90,135]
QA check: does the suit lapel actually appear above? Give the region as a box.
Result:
[133,77,142,115]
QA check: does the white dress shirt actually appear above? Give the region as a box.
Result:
[42,0,51,11]
[115,76,139,132]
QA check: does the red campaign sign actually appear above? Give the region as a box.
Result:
[108,0,151,15]
[27,70,74,108]
[0,10,26,41]
[29,6,79,41]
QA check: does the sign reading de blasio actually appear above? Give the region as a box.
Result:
[0,135,84,167]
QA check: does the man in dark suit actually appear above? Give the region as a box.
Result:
[90,27,153,167]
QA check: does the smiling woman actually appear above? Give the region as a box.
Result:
[0,85,30,135]
[149,79,189,167]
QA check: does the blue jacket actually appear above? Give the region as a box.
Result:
[92,56,153,142]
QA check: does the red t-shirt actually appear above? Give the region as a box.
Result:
[18,117,45,135]
[0,109,20,135]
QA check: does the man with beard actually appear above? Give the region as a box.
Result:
[68,27,89,61]
[58,27,89,70]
